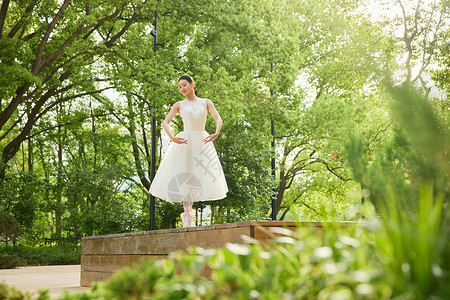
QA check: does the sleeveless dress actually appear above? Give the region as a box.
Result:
[149,98,228,203]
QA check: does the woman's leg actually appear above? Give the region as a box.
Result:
[181,201,194,227]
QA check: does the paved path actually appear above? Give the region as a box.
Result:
[0,265,90,298]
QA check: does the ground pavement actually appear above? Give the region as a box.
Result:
[0,265,90,298]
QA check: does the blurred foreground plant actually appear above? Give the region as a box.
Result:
[375,183,449,299]
[346,83,450,299]
[347,84,449,213]
[53,216,447,299]
[60,223,393,300]
[1,214,448,300]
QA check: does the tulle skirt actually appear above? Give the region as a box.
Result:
[149,130,228,203]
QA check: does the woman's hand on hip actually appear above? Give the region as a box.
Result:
[172,137,188,144]
[203,133,218,144]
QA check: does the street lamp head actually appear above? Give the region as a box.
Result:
[150,29,157,37]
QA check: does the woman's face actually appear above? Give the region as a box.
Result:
[178,79,194,96]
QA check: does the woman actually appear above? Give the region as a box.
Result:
[149,75,228,227]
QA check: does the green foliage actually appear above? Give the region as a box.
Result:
[376,183,449,298]
[0,172,43,231]
[0,283,36,300]
[0,211,20,246]
[345,82,450,298]
[1,195,449,299]
[0,254,21,269]
[95,219,447,299]
[0,245,81,269]
[2,218,446,299]
[77,225,383,300]
[347,84,449,212]
[0,0,447,242]
[432,26,450,103]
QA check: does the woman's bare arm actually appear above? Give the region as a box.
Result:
[203,99,222,144]
[162,102,187,144]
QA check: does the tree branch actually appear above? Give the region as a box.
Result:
[287,159,312,178]
[412,0,422,41]
[122,175,150,195]
[368,119,392,146]
[0,0,10,39]
[316,159,351,182]
[7,2,36,39]
[36,87,114,121]
[0,82,32,130]
[105,9,142,47]
[413,2,445,84]
[129,125,151,190]
[299,201,320,215]
[27,112,114,140]
[0,111,26,142]
[32,0,71,75]
[21,31,37,41]
[397,0,413,81]
[285,171,298,190]
[36,1,128,75]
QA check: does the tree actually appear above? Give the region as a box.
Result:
[431,26,450,110]
[341,0,450,213]
[258,0,389,219]
[366,0,449,93]
[0,0,156,179]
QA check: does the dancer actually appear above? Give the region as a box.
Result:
[149,75,228,227]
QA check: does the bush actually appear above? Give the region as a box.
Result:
[60,218,444,300]
[0,211,20,246]
[0,254,22,269]
[83,225,387,300]
[0,245,81,269]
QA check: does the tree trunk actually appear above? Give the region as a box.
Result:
[200,208,203,226]
[90,101,97,174]
[215,205,222,224]
[73,181,79,240]
[55,108,63,241]
[27,137,33,172]
[195,208,198,226]
[126,94,150,190]
[21,142,25,172]
[272,168,287,218]
[210,206,215,225]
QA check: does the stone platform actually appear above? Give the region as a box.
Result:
[0,265,89,298]
[81,221,330,286]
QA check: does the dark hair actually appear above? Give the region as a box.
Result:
[178,74,193,84]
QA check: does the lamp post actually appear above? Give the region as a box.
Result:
[149,8,165,230]
[271,62,276,221]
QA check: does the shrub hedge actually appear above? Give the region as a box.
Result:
[0,245,81,269]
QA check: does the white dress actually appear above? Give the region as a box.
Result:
[149,98,228,202]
